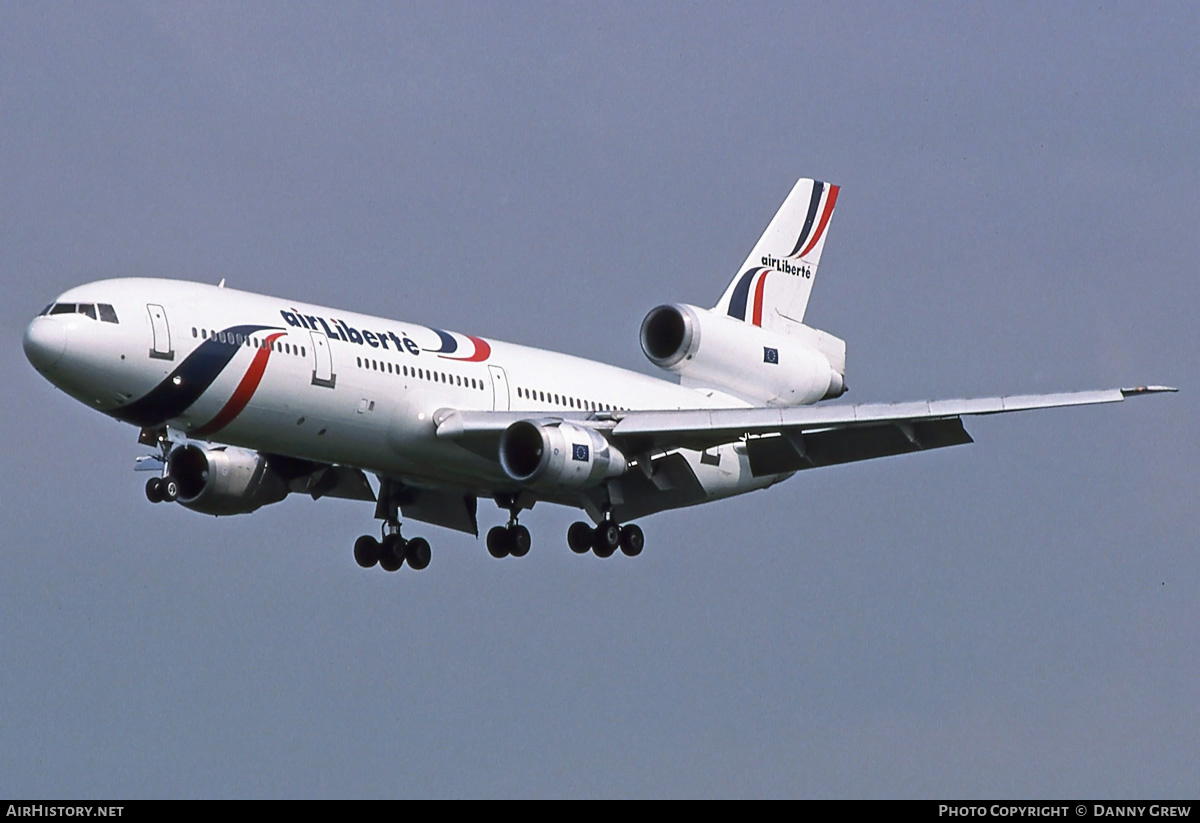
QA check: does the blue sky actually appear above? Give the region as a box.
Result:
[2,3,1196,797]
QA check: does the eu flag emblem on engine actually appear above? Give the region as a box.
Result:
[572,444,589,462]
[764,347,779,364]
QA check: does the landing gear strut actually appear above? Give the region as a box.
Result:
[487,495,531,559]
[354,479,432,572]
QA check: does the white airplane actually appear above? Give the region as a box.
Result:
[23,178,1173,572]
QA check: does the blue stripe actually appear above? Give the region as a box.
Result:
[112,325,274,427]
[727,268,759,320]
[787,181,825,258]
[428,328,458,354]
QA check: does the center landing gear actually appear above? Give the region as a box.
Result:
[354,480,431,572]
[487,495,531,559]
[567,518,644,558]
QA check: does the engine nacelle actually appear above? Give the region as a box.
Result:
[640,303,845,406]
[166,444,290,515]
[499,420,627,491]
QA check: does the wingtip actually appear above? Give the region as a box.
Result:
[1120,385,1179,397]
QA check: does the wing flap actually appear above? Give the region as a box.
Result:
[744,418,974,477]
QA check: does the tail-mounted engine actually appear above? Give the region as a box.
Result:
[166,444,290,515]
[640,303,845,406]
[499,420,627,491]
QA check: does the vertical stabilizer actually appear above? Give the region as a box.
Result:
[714,178,839,327]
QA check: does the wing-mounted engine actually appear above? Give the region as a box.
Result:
[166,444,290,515]
[499,420,627,490]
[640,303,845,406]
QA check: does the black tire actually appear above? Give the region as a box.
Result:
[159,476,179,502]
[593,521,620,558]
[486,526,510,558]
[508,525,531,558]
[567,521,593,554]
[379,553,402,572]
[619,523,644,557]
[381,533,407,564]
[406,537,431,571]
[145,477,163,504]
[354,535,381,568]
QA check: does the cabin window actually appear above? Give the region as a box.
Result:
[98,304,119,323]
[50,303,75,315]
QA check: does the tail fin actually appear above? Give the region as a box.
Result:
[714,178,840,327]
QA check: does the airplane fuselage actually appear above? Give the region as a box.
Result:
[25,277,774,514]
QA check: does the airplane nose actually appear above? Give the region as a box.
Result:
[23,317,67,372]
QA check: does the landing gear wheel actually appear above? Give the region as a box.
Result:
[619,524,644,557]
[159,476,179,502]
[406,537,431,571]
[380,533,406,571]
[354,535,381,568]
[487,526,511,558]
[508,525,531,558]
[568,521,593,554]
[593,521,620,558]
[145,477,163,503]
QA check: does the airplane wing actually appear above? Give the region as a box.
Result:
[436,386,1176,476]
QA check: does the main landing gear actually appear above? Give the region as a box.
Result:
[355,479,431,572]
[353,528,431,572]
[486,495,531,559]
[567,518,644,558]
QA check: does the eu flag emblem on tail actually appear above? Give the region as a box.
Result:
[572,444,589,462]
[764,347,779,364]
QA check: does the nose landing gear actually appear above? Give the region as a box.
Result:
[144,475,179,503]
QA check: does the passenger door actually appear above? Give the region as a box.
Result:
[146,304,173,360]
[309,330,336,388]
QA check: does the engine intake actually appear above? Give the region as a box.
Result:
[166,444,289,515]
[640,303,698,369]
[499,420,627,490]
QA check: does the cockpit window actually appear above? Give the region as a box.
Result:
[44,301,120,322]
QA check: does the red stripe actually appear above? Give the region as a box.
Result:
[194,332,284,436]
[751,269,768,326]
[798,184,839,258]
[440,335,491,362]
